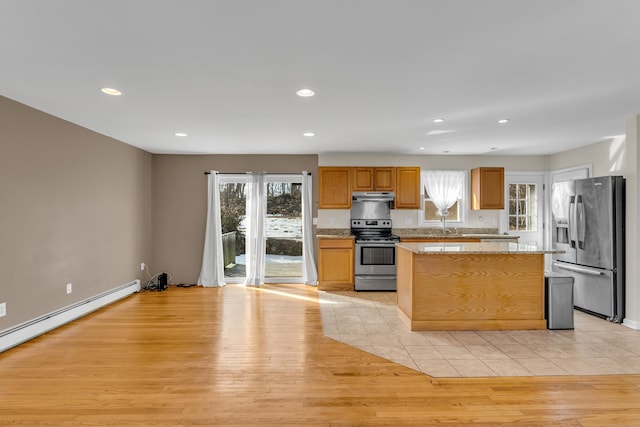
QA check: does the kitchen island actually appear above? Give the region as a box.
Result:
[396,241,562,331]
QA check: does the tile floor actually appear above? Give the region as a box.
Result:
[318,290,640,378]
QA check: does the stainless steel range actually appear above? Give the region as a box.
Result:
[351,192,400,291]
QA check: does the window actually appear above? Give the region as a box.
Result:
[508,183,537,231]
[419,170,467,226]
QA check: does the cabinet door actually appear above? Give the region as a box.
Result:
[373,167,395,191]
[352,167,374,191]
[352,167,396,191]
[318,239,354,290]
[471,167,504,210]
[395,167,420,209]
[318,167,351,208]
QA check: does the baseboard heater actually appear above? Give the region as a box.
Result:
[0,279,140,353]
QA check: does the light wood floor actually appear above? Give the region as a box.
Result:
[1,284,639,426]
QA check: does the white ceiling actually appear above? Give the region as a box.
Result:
[2,0,640,156]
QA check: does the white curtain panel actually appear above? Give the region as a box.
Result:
[244,172,267,287]
[301,171,318,285]
[423,170,465,216]
[197,171,226,287]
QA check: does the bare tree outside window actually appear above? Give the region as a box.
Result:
[508,183,537,231]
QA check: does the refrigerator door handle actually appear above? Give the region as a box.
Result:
[576,195,585,249]
[569,199,577,248]
[553,262,604,276]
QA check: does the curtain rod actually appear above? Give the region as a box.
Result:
[204,171,311,175]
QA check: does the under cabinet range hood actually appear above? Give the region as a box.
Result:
[351,191,395,202]
[351,192,394,219]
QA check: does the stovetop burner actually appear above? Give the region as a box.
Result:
[350,220,400,243]
[353,234,400,243]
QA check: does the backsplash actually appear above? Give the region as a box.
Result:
[316,208,502,231]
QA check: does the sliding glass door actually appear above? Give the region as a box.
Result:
[218,174,303,283]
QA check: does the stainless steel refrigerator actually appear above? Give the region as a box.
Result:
[551,176,625,323]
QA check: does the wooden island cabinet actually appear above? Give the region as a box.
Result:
[396,241,561,331]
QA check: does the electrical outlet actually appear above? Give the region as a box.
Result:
[66,283,72,294]
[0,302,6,317]
[140,262,146,271]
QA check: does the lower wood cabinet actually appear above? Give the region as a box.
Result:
[317,238,354,291]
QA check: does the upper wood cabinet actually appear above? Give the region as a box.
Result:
[318,166,421,209]
[352,167,395,192]
[471,167,504,210]
[318,167,352,209]
[395,167,421,209]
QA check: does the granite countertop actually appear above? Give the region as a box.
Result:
[393,228,516,240]
[316,229,353,239]
[316,228,517,240]
[397,241,563,255]
[317,234,354,239]
[396,233,518,240]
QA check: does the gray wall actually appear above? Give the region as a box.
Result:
[0,96,153,330]
[150,154,318,284]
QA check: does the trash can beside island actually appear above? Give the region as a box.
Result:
[545,272,574,330]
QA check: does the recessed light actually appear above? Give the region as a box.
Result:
[175,132,188,137]
[497,118,510,124]
[100,87,122,96]
[418,147,425,150]
[433,118,445,123]
[303,132,315,137]
[490,147,499,150]
[296,88,315,97]
[426,129,455,136]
